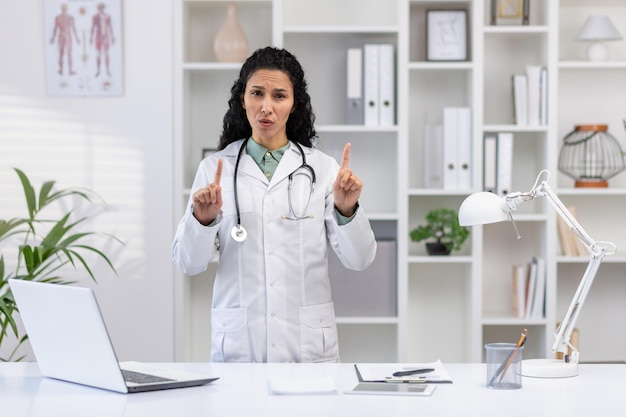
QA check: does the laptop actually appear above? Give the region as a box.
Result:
[9,279,219,393]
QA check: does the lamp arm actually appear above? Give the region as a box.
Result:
[535,181,614,363]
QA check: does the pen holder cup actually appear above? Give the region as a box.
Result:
[485,343,524,389]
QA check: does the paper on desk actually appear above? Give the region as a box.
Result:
[356,359,453,383]
[269,376,337,395]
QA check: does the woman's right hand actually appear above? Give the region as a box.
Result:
[192,159,223,225]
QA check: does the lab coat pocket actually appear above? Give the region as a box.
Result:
[211,307,251,363]
[299,303,340,363]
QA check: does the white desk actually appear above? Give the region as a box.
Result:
[2,362,625,417]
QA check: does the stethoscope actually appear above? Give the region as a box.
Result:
[231,137,316,242]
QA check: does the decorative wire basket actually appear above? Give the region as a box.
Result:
[558,124,626,187]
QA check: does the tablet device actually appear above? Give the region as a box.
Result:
[344,383,436,396]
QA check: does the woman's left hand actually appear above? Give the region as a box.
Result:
[333,142,362,217]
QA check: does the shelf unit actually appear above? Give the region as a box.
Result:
[174,0,626,363]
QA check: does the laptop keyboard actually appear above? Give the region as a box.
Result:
[122,369,175,384]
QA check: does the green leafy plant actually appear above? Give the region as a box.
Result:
[409,208,470,255]
[0,168,121,361]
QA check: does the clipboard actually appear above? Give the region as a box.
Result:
[354,360,453,384]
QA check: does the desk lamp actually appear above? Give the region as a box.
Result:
[458,170,616,378]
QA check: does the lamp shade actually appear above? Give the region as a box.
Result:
[577,15,622,41]
[458,192,508,226]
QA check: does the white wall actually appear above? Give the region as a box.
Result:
[0,0,176,361]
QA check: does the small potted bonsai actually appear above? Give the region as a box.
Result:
[409,208,470,255]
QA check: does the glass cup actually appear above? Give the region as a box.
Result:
[485,342,524,389]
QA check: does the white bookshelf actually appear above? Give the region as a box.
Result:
[174,0,626,363]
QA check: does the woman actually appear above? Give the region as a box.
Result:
[172,47,377,363]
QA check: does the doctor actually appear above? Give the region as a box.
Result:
[172,47,377,363]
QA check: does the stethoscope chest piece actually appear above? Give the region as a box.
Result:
[231,224,247,242]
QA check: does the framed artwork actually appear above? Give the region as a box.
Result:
[44,0,123,97]
[490,0,529,26]
[426,10,468,62]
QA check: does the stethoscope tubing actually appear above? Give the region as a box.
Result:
[231,138,315,242]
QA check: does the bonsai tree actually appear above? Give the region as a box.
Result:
[0,168,121,361]
[409,208,470,255]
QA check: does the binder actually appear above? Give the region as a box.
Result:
[456,107,472,190]
[363,44,380,126]
[526,65,541,126]
[378,44,395,126]
[345,48,364,125]
[442,107,458,189]
[423,123,443,188]
[483,133,497,193]
[496,132,513,196]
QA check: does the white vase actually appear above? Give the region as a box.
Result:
[213,3,249,63]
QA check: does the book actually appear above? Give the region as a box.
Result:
[524,259,537,319]
[556,214,575,256]
[568,206,588,257]
[512,263,526,318]
[530,256,546,319]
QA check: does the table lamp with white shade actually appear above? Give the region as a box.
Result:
[577,15,622,61]
[458,170,616,378]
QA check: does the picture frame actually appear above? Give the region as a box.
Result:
[43,0,124,97]
[490,0,529,26]
[426,10,468,62]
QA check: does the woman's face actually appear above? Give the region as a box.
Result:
[241,69,295,149]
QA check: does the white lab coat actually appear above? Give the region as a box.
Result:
[172,139,377,363]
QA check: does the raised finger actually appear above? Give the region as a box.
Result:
[214,159,223,185]
[340,143,351,170]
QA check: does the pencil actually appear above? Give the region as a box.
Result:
[498,328,527,383]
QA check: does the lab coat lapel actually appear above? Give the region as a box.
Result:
[269,144,304,189]
[238,154,269,185]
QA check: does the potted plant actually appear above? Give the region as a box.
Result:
[409,208,469,256]
[0,168,121,361]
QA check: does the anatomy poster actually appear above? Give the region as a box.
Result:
[44,0,123,97]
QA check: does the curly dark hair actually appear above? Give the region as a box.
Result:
[218,46,317,150]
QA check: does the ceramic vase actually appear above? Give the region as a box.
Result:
[213,3,249,63]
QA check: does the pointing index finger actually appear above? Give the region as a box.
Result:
[341,143,351,169]
[214,159,223,185]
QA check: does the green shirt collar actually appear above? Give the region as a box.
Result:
[246,138,289,164]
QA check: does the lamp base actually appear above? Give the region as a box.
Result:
[585,41,609,62]
[575,180,608,188]
[521,359,578,378]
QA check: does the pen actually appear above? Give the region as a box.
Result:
[392,368,435,377]
[496,328,527,383]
